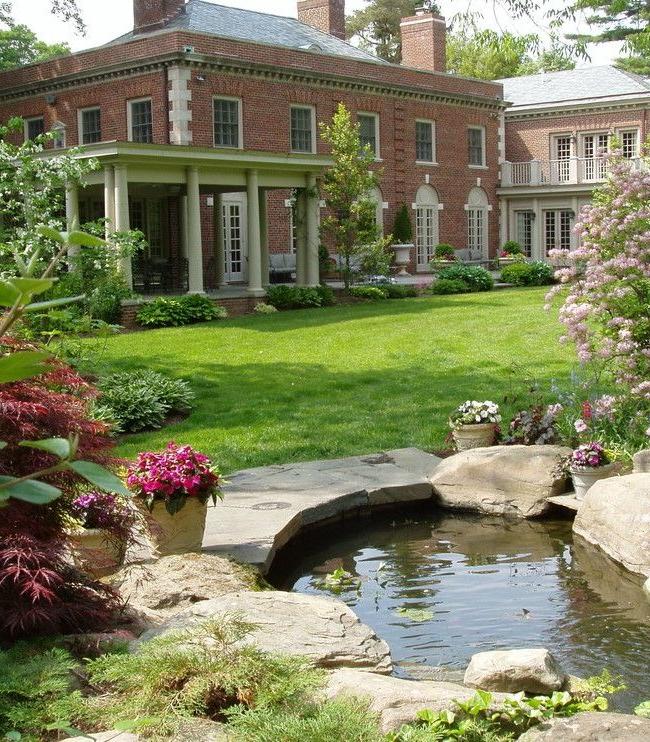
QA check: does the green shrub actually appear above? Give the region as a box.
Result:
[436,265,494,292]
[430,278,472,295]
[385,284,417,299]
[96,370,194,433]
[349,285,389,301]
[181,294,228,322]
[315,284,337,306]
[88,273,133,323]
[136,296,227,328]
[254,302,278,314]
[501,240,524,256]
[434,243,456,259]
[392,203,413,244]
[501,261,555,286]
[265,285,324,310]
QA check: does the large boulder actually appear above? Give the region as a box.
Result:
[573,474,650,577]
[464,648,566,694]
[138,591,392,674]
[645,578,650,599]
[430,446,571,518]
[518,712,650,741]
[633,449,650,473]
[109,553,259,617]
[324,668,505,733]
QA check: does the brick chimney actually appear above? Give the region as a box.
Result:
[134,0,186,34]
[400,7,447,73]
[297,0,346,41]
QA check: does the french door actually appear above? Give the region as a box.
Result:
[222,195,247,283]
[415,205,438,271]
[553,136,572,183]
[582,133,609,181]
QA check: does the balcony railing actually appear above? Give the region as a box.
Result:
[501,157,643,187]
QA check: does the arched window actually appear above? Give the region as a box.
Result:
[415,185,439,271]
[466,187,489,261]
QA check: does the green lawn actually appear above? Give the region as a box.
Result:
[94,288,573,474]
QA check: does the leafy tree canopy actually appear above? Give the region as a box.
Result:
[0,24,69,70]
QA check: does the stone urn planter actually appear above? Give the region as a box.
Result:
[452,423,498,452]
[70,529,124,577]
[570,463,618,500]
[147,498,208,556]
[392,243,413,276]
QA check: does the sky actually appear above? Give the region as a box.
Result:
[12,0,622,66]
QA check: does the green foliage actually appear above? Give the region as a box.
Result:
[635,700,650,718]
[385,284,417,299]
[392,203,413,244]
[315,568,361,594]
[501,241,524,256]
[95,370,194,433]
[349,285,388,301]
[359,237,394,278]
[430,278,472,295]
[136,296,227,328]
[0,642,83,742]
[265,285,335,310]
[253,302,278,315]
[501,261,554,286]
[434,243,456,259]
[447,29,536,79]
[583,670,626,696]
[436,265,494,292]
[0,24,69,70]
[395,607,434,622]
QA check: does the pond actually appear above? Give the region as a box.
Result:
[272,508,650,712]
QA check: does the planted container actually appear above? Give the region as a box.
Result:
[452,423,498,452]
[570,463,618,500]
[70,528,124,578]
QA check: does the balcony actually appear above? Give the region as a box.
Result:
[501,157,643,188]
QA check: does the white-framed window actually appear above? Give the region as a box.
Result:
[581,132,610,180]
[515,210,534,258]
[414,184,439,270]
[290,105,316,153]
[619,129,639,160]
[358,112,380,159]
[466,186,489,260]
[128,98,153,143]
[52,121,66,149]
[78,107,101,144]
[544,209,574,254]
[24,116,45,141]
[551,134,573,182]
[415,119,436,163]
[129,197,167,258]
[468,126,486,167]
[213,96,242,148]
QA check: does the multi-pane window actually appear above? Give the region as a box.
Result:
[544,210,573,254]
[467,207,486,259]
[582,133,610,180]
[213,97,241,148]
[129,99,153,143]
[515,211,534,258]
[52,122,66,149]
[621,130,639,160]
[80,108,101,144]
[290,106,314,153]
[415,120,435,163]
[415,205,437,268]
[129,198,166,257]
[553,135,572,182]
[25,116,45,141]
[468,126,485,167]
[358,113,379,158]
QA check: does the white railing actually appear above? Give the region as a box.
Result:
[501,157,642,187]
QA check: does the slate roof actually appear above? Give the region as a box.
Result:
[498,65,650,108]
[112,0,388,65]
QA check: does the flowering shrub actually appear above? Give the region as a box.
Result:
[500,240,523,256]
[570,442,610,470]
[127,442,223,514]
[434,243,456,260]
[546,151,650,397]
[450,400,501,430]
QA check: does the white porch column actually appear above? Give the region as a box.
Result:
[213,193,226,288]
[259,189,270,287]
[180,195,189,259]
[305,173,320,287]
[246,170,264,295]
[186,167,204,294]
[113,164,133,289]
[103,166,115,239]
[65,182,80,267]
[294,189,307,286]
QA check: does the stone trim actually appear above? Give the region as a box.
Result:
[167,65,193,145]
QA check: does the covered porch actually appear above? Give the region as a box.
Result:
[65,141,331,296]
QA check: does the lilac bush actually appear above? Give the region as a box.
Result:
[546,151,650,398]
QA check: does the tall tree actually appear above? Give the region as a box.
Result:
[447,30,535,79]
[346,0,440,63]
[0,24,69,70]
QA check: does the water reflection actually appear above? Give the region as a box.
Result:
[274,510,650,711]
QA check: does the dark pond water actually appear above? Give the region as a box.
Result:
[272,509,650,711]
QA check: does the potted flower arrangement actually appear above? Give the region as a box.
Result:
[429,243,457,271]
[450,400,501,451]
[391,203,414,276]
[127,442,223,555]
[69,491,145,577]
[499,241,525,267]
[567,442,618,500]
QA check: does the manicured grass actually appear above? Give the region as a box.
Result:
[94,288,573,473]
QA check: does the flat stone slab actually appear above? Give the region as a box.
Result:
[138,591,393,675]
[518,712,650,741]
[203,448,440,572]
[546,494,581,512]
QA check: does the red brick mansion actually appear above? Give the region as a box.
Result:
[0,0,647,298]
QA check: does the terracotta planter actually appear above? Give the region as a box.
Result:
[452,423,498,452]
[70,528,124,577]
[570,463,618,500]
[147,497,208,556]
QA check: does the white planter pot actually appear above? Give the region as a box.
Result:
[452,423,498,452]
[147,497,208,556]
[70,528,124,577]
[570,463,618,500]
[392,243,413,276]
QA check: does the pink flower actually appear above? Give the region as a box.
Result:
[574,419,588,434]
